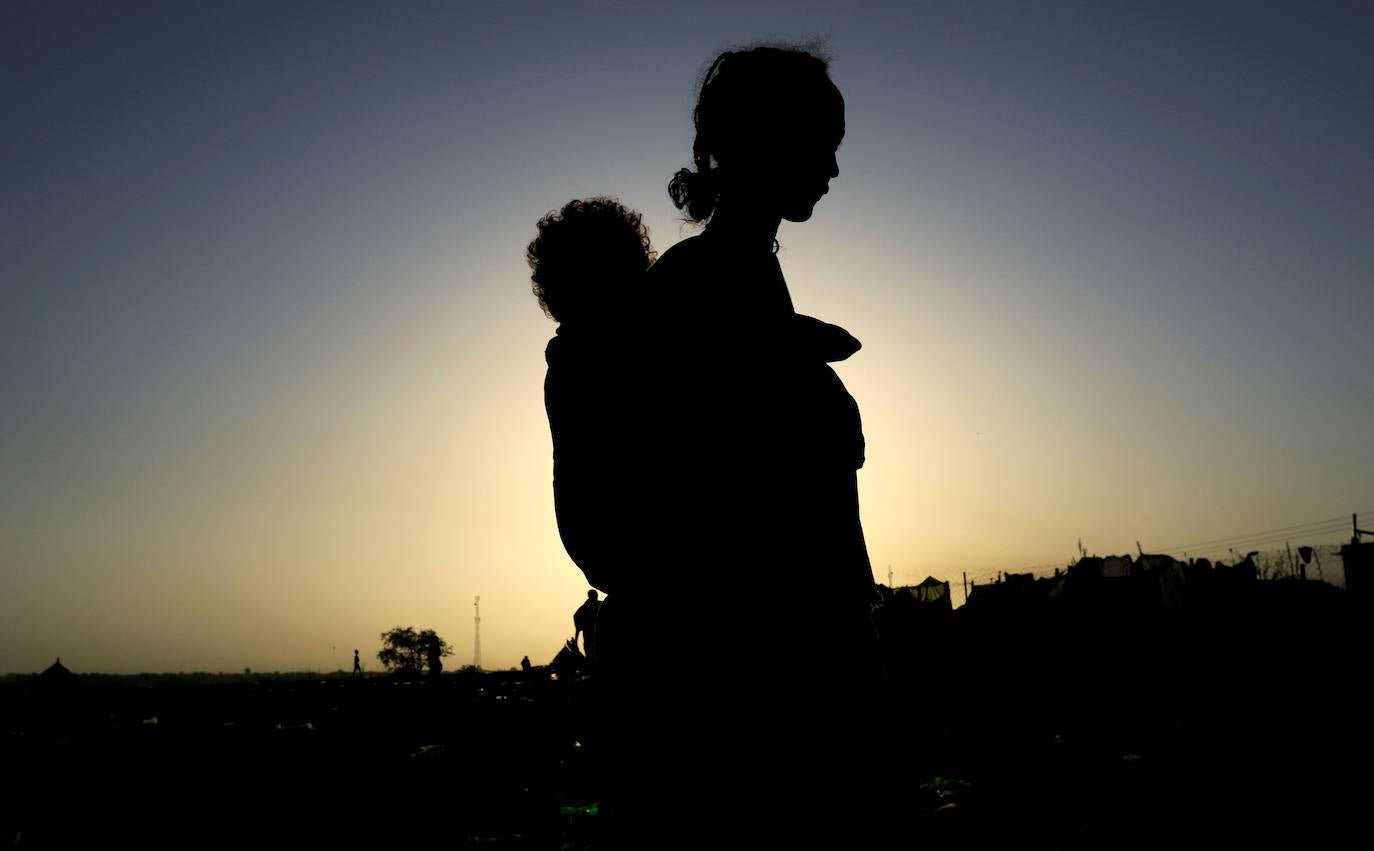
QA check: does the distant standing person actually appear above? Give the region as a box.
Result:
[573,589,601,663]
[352,649,361,678]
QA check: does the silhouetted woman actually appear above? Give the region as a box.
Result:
[590,44,887,850]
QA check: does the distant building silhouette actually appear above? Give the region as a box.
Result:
[37,657,76,687]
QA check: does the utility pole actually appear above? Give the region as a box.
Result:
[473,596,482,671]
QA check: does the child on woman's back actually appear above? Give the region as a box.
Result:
[528,196,865,594]
[526,195,860,361]
[528,197,655,594]
[527,196,655,331]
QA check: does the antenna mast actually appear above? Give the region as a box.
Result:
[473,596,482,670]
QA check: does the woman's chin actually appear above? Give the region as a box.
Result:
[781,203,819,223]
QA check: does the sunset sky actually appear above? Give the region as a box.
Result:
[4,1,1371,674]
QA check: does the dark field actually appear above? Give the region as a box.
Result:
[4,576,1369,849]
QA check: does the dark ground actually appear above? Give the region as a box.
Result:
[3,581,1368,849]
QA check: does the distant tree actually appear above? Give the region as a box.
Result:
[377,626,453,676]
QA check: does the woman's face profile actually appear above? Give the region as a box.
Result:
[731,77,845,224]
[777,93,844,223]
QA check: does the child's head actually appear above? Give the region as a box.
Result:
[527,197,656,324]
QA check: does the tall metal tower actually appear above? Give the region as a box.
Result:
[472,596,482,670]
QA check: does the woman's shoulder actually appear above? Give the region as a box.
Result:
[647,234,711,281]
[649,233,767,317]
[645,235,718,325]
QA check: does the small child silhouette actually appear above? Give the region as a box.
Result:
[527,196,655,328]
[527,196,861,359]
[529,196,863,595]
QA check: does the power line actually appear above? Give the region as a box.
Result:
[1169,526,1350,557]
[1179,532,1347,559]
[1151,512,1369,555]
[1154,516,1349,553]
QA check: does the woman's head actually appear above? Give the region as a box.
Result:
[669,43,844,225]
[527,197,656,324]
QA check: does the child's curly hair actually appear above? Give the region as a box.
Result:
[527,197,656,323]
